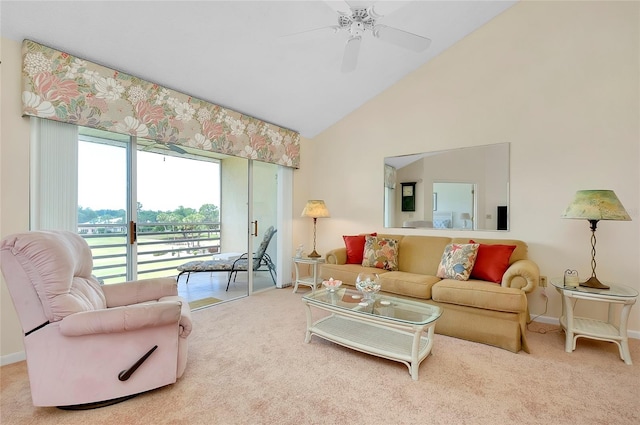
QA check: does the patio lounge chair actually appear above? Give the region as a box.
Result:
[177,226,277,291]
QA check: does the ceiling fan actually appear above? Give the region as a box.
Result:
[285,1,431,73]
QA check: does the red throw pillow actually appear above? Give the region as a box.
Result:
[343,233,377,264]
[469,240,517,284]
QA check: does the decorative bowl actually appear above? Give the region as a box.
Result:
[322,278,342,292]
[355,272,381,300]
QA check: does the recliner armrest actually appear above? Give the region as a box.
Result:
[160,295,193,338]
[501,259,540,293]
[102,277,178,307]
[59,301,182,336]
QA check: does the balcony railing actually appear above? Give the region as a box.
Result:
[79,222,221,284]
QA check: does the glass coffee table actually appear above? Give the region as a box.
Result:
[302,287,442,380]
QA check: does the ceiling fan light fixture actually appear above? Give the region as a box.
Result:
[338,7,375,37]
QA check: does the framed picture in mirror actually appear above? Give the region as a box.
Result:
[401,182,416,212]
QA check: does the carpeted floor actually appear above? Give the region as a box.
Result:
[1,287,639,424]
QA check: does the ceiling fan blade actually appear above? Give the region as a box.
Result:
[373,24,431,52]
[280,25,341,43]
[341,36,362,73]
[324,0,352,15]
[370,1,411,18]
[344,1,372,9]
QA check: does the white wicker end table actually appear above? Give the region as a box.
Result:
[550,278,638,365]
[302,288,442,380]
[292,257,325,293]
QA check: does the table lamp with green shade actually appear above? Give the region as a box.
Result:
[561,190,631,289]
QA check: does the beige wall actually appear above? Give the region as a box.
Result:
[1,37,32,359]
[296,1,640,331]
[2,0,639,360]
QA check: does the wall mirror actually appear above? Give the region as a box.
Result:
[383,143,510,231]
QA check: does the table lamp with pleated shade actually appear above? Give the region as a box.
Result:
[301,200,330,258]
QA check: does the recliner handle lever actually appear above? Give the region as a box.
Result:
[25,321,50,336]
[118,345,158,381]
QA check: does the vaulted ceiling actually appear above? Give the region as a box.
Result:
[1,1,516,138]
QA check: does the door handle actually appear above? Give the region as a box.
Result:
[251,221,258,237]
[129,221,137,245]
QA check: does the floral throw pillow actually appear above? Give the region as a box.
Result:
[362,236,399,271]
[436,243,480,281]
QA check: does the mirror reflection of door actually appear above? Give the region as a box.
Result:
[433,182,475,229]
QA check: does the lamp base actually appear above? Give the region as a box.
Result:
[580,276,609,290]
[307,250,321,258]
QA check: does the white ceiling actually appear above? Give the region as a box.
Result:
[1,1,516,139]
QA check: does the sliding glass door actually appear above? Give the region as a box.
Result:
[219,158,279,296]
[36,120,281,302]
[250,160,278,293]
[77,132,130,282]
[78,127,226,288]
[135,142,223,281]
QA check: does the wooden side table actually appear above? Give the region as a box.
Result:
[292,257,325,293]
[550,278,638,365]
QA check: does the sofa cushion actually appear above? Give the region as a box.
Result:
[343,233,376,264]
[362,236,399,271]
[469,240,517,283]
[396,235,452,275]
[436,243,479,281]
[378,271,441,299]
[432,279,527,313]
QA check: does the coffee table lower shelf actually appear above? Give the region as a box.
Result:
[305,314,435,380]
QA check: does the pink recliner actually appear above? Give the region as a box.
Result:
[0,230,192,408]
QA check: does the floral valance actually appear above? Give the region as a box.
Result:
[21,40,300,168]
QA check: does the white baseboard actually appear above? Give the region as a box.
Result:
[531,315,560,326]
[531,315,640,339]
[1,351,26,366]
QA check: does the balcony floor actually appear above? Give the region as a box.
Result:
[175,270,279,309]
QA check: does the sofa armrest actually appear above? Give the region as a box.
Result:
[501,259,540,293]
[59,301,182,336]
[102,277,178,307]
[325,248,347,265]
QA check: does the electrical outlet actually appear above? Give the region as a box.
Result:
[539,276,547,287]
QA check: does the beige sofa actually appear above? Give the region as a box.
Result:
[320,234,539,353]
